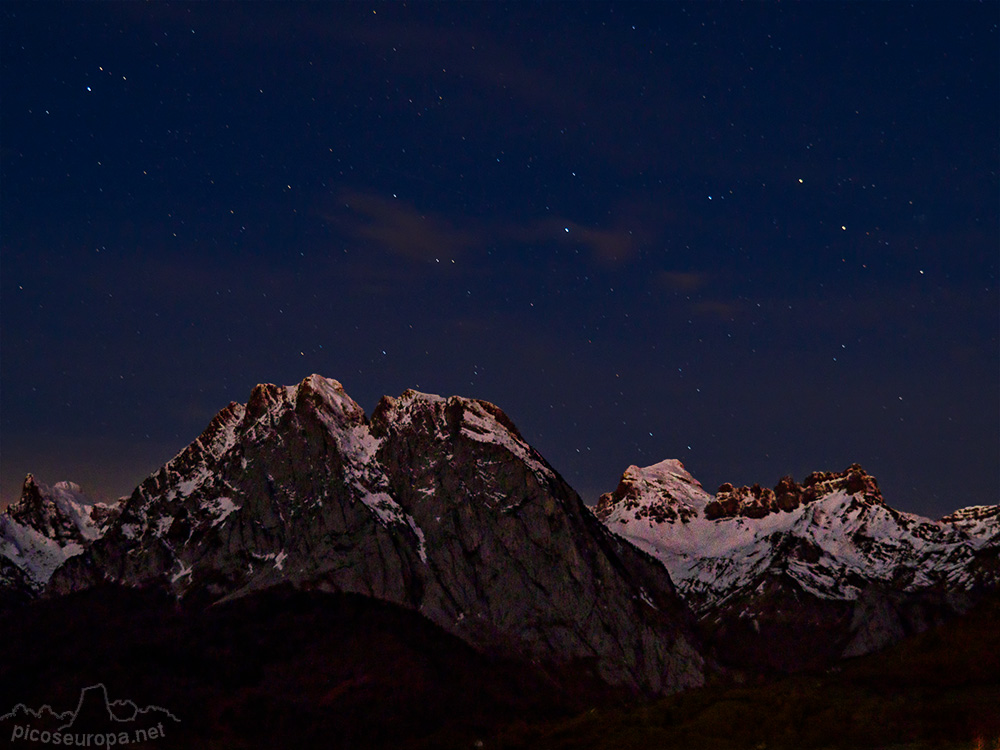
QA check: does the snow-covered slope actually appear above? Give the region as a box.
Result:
[595,460,997,614]
[940,505,1000,547]
[0,476,122,594]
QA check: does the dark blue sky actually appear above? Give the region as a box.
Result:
[2,2,997,517]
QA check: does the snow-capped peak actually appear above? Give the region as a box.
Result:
[595,459,999,613]
[0,476,123,591]
[372,389,555,484]
[595,459,711,526]
[622,459,706,496]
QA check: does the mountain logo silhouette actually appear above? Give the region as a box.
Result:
[59,684,180,731]
[2,683,180,743]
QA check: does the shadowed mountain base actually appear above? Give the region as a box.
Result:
[489,592,1000,749]
[0,584,631,750]
[3,586,996,749]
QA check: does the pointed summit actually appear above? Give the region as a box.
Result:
[0,476,123,596]
[596,459,711,525]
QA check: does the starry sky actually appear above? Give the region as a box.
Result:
[2,3,997,517]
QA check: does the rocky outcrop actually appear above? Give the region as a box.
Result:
[49,375,706,696]
[704,464,883,520]
[595,459,705,526]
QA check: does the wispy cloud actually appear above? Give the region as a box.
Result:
[325,189,480,262]
[692,299,742,321]
[323,188,656,268]
[508,218,638,265]
[656,271,709,293]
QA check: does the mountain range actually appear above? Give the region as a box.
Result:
[1,374,997,747]
[594,458,998,671]
[22,375,707,696]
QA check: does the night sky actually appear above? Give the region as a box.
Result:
[2,3,997,518]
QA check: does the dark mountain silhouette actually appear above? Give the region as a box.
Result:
[0,702,72,732]
[0,680,179,749]
[0,584,616,749]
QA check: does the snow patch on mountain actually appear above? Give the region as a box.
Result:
[208,496,240,527]
[170,560,193,584]
[274,550,288,570]
[361,491,406,524]
[406,516,428,563]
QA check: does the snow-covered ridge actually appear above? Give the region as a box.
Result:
[939,505,1000,547]
[373,388,555,484]
[457,400,555,484]
[0,476,123,590]
[595,459,710,525]
[595,459,999,611]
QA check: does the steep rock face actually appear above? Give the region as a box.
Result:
[595,459,999,670]
[0,558,33,607]
[0,476,122,600]
[50,378,435,607]
[50,375,706,695]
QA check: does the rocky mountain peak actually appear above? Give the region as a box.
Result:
[595,456,998,671]
[370,389,445,435]
[802,463,883,503]
[7,476,112,546]
[595,459,709,525]
[0,477,123,597]
[242,374,365,435]
[371,389,555,487]
[45,375,708,696]
[373,389,517,434]
[8,474,48,531]
[293,374,368,425]
[940,505,1000,548]
[705,463,882,520]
